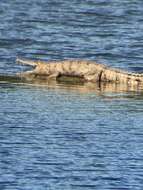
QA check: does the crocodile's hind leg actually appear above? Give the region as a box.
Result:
[48,72,59,80]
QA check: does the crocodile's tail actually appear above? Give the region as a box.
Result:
[16,57,39,66]
[102,68,143,84]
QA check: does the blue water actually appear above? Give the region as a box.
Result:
[0,0,143,189]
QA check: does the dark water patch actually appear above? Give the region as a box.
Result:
[0,75,24,83]
[57,75,85,85]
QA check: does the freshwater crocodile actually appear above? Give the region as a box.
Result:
[16,58,143,85]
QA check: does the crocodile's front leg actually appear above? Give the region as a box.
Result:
[16,70,37,78]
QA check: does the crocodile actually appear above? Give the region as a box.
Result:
[16,58,143,86]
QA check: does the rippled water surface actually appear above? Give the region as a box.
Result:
[1,0,143,189]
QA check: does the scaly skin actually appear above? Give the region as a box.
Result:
[16,58,143,85]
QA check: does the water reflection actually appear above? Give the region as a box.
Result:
[0,74,143,96]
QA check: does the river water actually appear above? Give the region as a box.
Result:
[0,0,143,189]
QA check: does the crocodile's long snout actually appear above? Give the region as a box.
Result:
[16,57,38,66]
